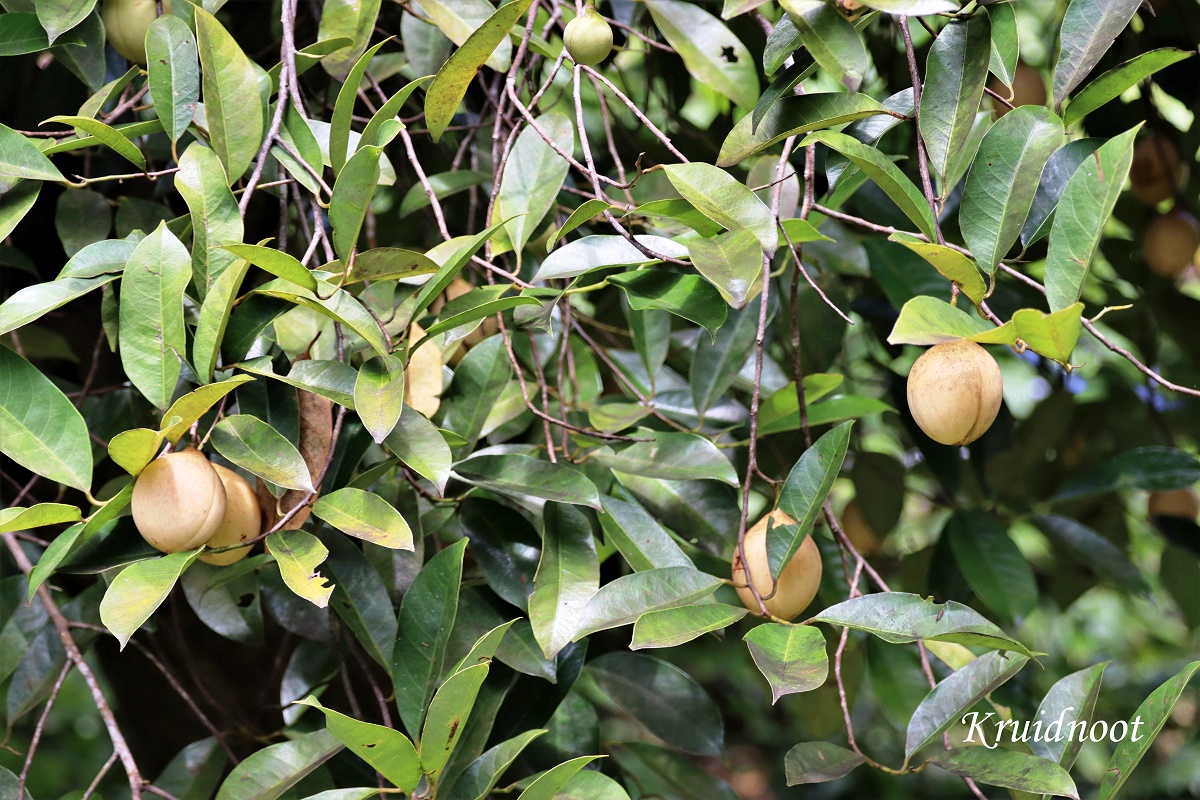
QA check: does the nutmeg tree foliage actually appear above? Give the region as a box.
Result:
[2,0,1200,798]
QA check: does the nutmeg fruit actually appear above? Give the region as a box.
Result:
[1131,134,1184,206]
[1148,488,1200,521]
[907,340,1004,446]
[199,464,261,566]
[563,7,613,67]
[841,499,880,556]
[733,509,823,620]
[131,448,226,554]
[1144,210,1200,277]
[101,0,172,65]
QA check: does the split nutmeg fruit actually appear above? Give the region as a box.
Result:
[907,340,1003,446]
[564,7,613,67]
[733,509,823,620]
[101,0,172,65]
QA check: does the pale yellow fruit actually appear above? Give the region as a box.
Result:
[406,322,443,418]
[1144,211,1200,277]
[1148,488,1200,520]
[199,464,261,566]
[907,340,1003,446]
[841,499,880,556]
[1131,135,1183,205]
[132,448,226,554]
[733,510,823,620]
[101,0,172,65]
[563,7,613,67]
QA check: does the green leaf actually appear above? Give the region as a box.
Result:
[1052,0,1142,109]
[223,244,317,293]
[597,494,693,573]
[336,247,440,284]
[297,696,420,793]
[455,454,601,509]
[1031,515,1147,594]
[812,592,1032,656]
[532,235,688,282]
[316,0,383,81]
[444,729,546,800]
[312,488,414,550]
[393,538,467,738]
[631,604,749,650]
[946,510,1037,623]
[419,0,512,72]
[587,652,723,757]
[1012,304,1084,365]
[644,0,758,110]
[214,729,342,800]
[384,408,452,495]
[1052,446,1200,502]
[55,188,108,258]
[45,114,145,170]
[424,0,536,142]
[361,76,432,150]
[961,106,1063,274]
[928,749,1079,799]
[775,422,852,578]
[719,92,887,167]
[515,756,602,800]
[411,219,510,319]
[529,503,599,660]
[253,277,390,357]
[177,142,243,299]
[109,428,165,476]
[572,567,723,640]
[686,228,764,310]
[211,414,314,492]
[743,623,828,702]
[421,295,541,341]
[782,0,869,89]
[800,131,938,240]
[906,651,1030,759]
[547,199,614,250]
[1031,662,1108,769]
[0,275,116,336]
[985,2,1018,88]
[663,163,777,256]
[195,7,265,181]
[886,296,1017,346]
[555,771,631,800]
[690,302,762,416]
[99,550,202,650]
[493,111,573,259]
[193,259,250,382]
[441,336,511,450]
[330,39,390,176]
[0,122,65,184]
[0,182,41,240]
[0,11,51,56]
[855,1,957,12]
[354,354,405,443]
[1098,660,1200,800]
[421,662,489,777]
[785,742,866,785]
[267,530,334,608]
[592,432,738,486]
[608,270,727,338]
[918,14,990,187]
[330,145,381,260]
[0,503,82,534]
[1064,49,1194,126]
[146,14,199,143]
[118,222,192,410]
[400,170,492,218]
[888,234,986,305]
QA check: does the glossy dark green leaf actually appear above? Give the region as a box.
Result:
[609,271,727,338]
[812,592,1032,656]
[1031,662,1108,769]
[1052,447,1200,503]
[905,650,1030,758]
[195,7,264,181]
[919,14,990,186]
[631,603,748,650]
[1052,0,1142,108]
[515,756,601,800]
[330,145,381,260]
[146,14,199,143]
[455,454,601,509]
[719,92,887,167]
[329,38,390,175]
[1065,48,1193,126]
[297,697,420,793]
[782,0,869,89]
[529,503,599,659]
[533,235,687,282]
[946,510,1037,622]
[986,2,1018,88]
[444,729,546,800]
[744,623,828,702]
[928,749,1078,799]
[609,743,737,800]
[1031,515,1148,594]
[393,538,467,738]
[213,729,342,800]
[686,228,763,310]
[0,275,116,336]
[592,432,737,486]
[784,742,866,785]
[597,494,692,573]
[775,422,852,577]
[960,106,1063,274]
[211,414,314,492]
[1099,660,1200,800]
[0,11,51,56]
[691,302,761,416]
[572,567,723,640]
[587,652,723,757]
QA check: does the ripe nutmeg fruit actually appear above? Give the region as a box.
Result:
[101,0,172,65]
[733,509,823,620]
[1144,210,1200,277]
[200,464,262,566]
[907,340,1003,446]
[1148,488,1199,521]
[1131,135,1184,205]
[563,7,613,67]
[132,448,226,554]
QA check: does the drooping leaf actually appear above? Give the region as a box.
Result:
[928,749,1079,799]
[592,432,738,486]
[781,0,869,89]
[312,488,414,550]
[212,414,314,492]
[1052,447,1200,502]
[1031,515,1148,594]
[529,503,599,660]
[354,353,405,443]
[686,228,765,310]
[296,697,421,794]
[608,270,727,338]
[918,14,990,188]
[887,234,985,304]
[644,0,758,110]
[784,742,866,785]
[267,530,335,608]
[146,14,200,143]
[454,454,601,509]
[663,163,778,256]
[1052,0,1142,109]
[195,7,264,181]
[774,422,852,578]
[214,729,342,800]
[718,93,887,167]
[1031,662,1108,769]
[945,510,1037,623]
[631,604,749,650]
[743,623,828,702]
[886,296,1017,347]
[532,235,688,282]
[571,567,724,640]
[99,549,202,650]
